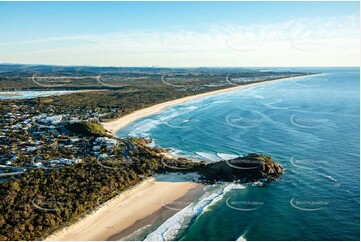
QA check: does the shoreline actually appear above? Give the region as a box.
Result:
[102,74,318,135]
[45,175,203,241]
[108,184,205,241]
[46,73,317,241]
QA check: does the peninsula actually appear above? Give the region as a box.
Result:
[0,65,307,241]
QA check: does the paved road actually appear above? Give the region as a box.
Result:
[121,139,137,162]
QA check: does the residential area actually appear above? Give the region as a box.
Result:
[0,101,133,182]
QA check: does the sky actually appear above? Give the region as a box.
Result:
[0,1,359,67]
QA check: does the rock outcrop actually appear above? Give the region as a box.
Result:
[196,153,283,182]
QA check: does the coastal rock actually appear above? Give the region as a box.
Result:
[197,153,283,182]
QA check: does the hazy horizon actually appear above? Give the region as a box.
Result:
[0,63,359,68]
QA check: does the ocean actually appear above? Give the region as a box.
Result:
[117,67,360,241]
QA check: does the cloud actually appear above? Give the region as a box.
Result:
[0,16,359,66]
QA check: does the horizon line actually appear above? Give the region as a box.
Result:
[0,63,359,69]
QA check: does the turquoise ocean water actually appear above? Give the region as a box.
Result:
[118,68,360,241]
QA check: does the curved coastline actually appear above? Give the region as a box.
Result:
[46,73,318,241]
[44,176,203,241]
[102,74,319,135]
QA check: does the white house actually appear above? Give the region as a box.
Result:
[30,162,43,168]
[98,153,108,159]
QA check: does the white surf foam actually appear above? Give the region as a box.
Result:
[146,139,157,148]
[185,105,199,111]
[236,235,247,241]
[217,153,239,160]
[119,224,152,241]
[321,174,337,182]
[196,152,222,162]
[145,183,245,241]
[128,119,160,137]
[213,100,230,104]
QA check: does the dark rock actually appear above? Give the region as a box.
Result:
[196,153,283,182]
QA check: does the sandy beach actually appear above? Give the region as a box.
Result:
[46,74,316,241]
[45,175,203,241]
[102,74,316,135]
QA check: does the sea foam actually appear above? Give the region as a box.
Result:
[144,183,245,241]
[195,152,222,162]
[217,153,239,160]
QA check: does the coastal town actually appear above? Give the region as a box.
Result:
[0,67,308,187]
[0,100,133,183]
[0,65,298,241]
[0,65,309,184]
[0,0,358,241]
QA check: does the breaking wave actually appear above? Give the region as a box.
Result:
[144,183,246,241]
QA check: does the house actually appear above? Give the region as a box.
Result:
[69,117,80,123]
[30,162,43,168]
[95,137,109,143]
[70,138,80,143]
[43,115,63,125]
[98,153,108,159]
[95,137,118,150]
[27,146,39,152]
[105,139,118,145]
